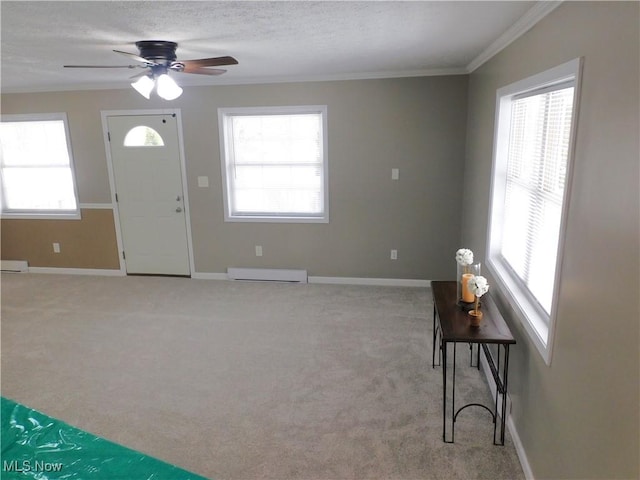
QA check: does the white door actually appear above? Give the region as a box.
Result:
[107,114,190,275]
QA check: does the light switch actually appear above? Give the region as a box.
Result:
[197,176,209,188]
[391,168,399,180]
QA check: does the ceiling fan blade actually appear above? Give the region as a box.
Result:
[182,56,238,67]
[113,49,156,65]
[179,65,227,75]
[64,65,139,69]
[129,70,150,80]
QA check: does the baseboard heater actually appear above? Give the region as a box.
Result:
[1,260,29,273]
[227,267,308,283]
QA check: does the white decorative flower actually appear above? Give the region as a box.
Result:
[455,248,474,266]
[467,275,490,297]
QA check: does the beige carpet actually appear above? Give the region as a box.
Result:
[1,273,524,479]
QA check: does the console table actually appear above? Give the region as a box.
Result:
[431,281,515,445]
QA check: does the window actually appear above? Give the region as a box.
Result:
[218,106,328,223]
[124,126,165,147]
[0,113,80,219]
[487,59,582,364]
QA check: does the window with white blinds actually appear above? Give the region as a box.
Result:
[502,85,574,314]
[0,113,80,219]
[487,59,581,364]
[218,106,328,223]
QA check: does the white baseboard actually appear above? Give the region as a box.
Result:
[20,267,431,289]
[508,414,534,480]
[191,272,431,288]
[28,267,125,276]
[309,276,430,287]
[479,349,533,479]
[192,273,429,287]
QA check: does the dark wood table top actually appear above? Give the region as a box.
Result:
[432,281,516,345]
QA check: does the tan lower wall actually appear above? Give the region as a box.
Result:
[1,209,120,270]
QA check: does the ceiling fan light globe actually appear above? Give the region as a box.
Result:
[156,74,183,100]
[131,75,154,99]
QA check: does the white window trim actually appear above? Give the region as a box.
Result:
[1,112,81,220]
[218,105,329,223]
[486,58,583,365]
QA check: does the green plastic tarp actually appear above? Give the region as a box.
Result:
[1,397,209,479]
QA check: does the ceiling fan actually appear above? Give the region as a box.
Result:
[64,40,238,100]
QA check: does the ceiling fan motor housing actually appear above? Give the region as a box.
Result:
[136,40,178,65]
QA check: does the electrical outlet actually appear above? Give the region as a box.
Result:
[197,176,209,188]
[391,168,399,180]
[255,245,263,257]
[390,249,398,260]
[53,243,61,253]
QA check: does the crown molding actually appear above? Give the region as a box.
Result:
[466,1,563,73]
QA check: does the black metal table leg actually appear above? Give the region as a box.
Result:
[499,344,510,445]
[432,304,437,368]
[493,345,500,445]
[443,341,457,443]
[442,339,447,442]
[450,342,456,443]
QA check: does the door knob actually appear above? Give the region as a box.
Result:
[176,207,183,213]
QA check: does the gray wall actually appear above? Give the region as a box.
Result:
[462,2,639,479]
[1,76,468,279]
[5,5,638,476]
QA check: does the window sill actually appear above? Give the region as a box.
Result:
[224,215,328,224]
[1,212,82,220]
[487,257,554,365]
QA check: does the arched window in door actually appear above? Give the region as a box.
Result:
[123,126,165,147]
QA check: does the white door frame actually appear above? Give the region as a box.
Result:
[101,109,195,276]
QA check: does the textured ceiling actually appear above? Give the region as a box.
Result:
[1,1,539,93]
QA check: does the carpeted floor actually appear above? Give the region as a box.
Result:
[1,273,524,479]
